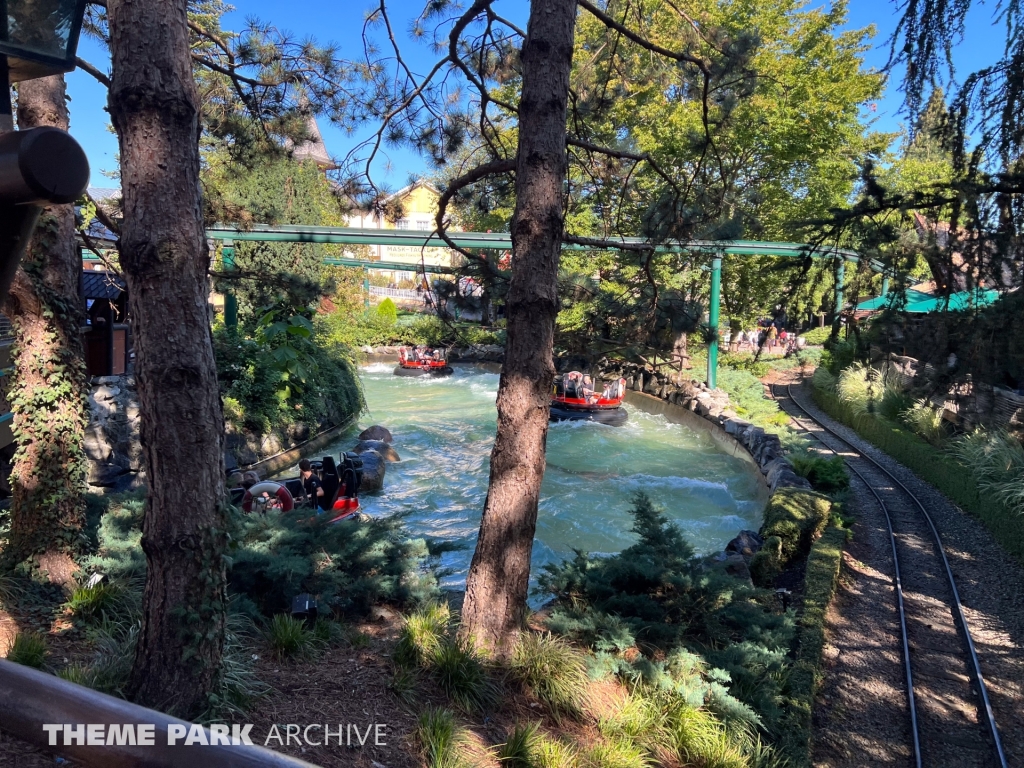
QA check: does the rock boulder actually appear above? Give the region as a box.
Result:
[358,425,394,444]
[358,450,386,492]
[352,439,401,462]
[726,530,763,558]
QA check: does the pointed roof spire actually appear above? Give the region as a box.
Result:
[291,113,336,169]
[286,90,337,170]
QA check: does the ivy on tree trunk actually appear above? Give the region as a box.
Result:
[108,0,229,717]
[1,75,88,584]
[460,0,577,656]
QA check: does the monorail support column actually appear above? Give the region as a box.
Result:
[363,265,370,310]
[222,239,238,331]
[834,259,846,335]
[707,256,722,390]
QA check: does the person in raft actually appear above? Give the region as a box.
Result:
[299,458,326,512]
[581,375,598,404]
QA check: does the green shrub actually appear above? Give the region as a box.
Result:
[800,327,832,345]
[760,489,832,564]
[5,632,47,668]
[540,493,795,732]
[228,510,440,618]
[375,297,398,325]
[508,633,590,719]
[88,495,441,620]
[822,338,858,374]
[776,523,846,766]
[789,454,850,494]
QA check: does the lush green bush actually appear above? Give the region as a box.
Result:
[84,494,442,619]
[760,489,832,565]
[539,493,795,734]
[715,366,789,429]
[213,323,363,435]
[789,454,850,494]
[799,327,832,345]
[375,297,398,325]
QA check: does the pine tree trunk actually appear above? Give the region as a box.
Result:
[0,75,88,584]
[108,0,228,717]
[460,0,577,656]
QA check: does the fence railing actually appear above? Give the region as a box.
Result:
[368,286,422,300]
[0,659,317,767]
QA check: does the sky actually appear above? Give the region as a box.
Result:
[64,0,1003,190]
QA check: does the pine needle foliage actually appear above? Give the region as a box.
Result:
[84,494,440,620]
[539,493,795,734]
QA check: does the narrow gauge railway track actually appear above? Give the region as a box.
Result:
[770,381,1007,768]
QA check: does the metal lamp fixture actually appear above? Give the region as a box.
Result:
[0,0,90,297]
[0,0,88,83]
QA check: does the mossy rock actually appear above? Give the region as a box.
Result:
[760,488,832,566]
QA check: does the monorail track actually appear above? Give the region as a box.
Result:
[770,381,1006,768]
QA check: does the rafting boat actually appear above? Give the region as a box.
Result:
[394,346,454,377]
[229,453,364,523]
[550,372,628,426]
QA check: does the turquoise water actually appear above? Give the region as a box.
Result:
[318,363,763,591]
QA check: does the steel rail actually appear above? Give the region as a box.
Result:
[768,382,921,766]
[778,381,1008,768]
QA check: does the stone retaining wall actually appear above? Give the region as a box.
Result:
[85,375,144,493]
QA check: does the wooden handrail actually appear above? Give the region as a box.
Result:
[0,660,318,767]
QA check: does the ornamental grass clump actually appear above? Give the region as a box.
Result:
[394,602,450,668]
[902,398,947,445]
[836,363,872,415]
[5,631,48,669]
[954,429,1024,516]
[430,638,498,713]
[508,632,590,719]
[264,613,325,659]
[415,706,474,768]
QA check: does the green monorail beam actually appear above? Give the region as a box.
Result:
[205,224,877,269]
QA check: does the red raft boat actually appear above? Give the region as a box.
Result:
[394,346,454,377]
[550,372,628,426]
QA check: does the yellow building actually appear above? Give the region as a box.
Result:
[345,180,460,281]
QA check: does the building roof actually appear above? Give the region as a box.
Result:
[81,271,125,301]
[855,287,999,313]
[286,113,337,170]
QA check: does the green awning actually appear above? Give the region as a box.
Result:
[856,288,999,313]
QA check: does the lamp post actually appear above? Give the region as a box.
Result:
[0,0,90,296]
